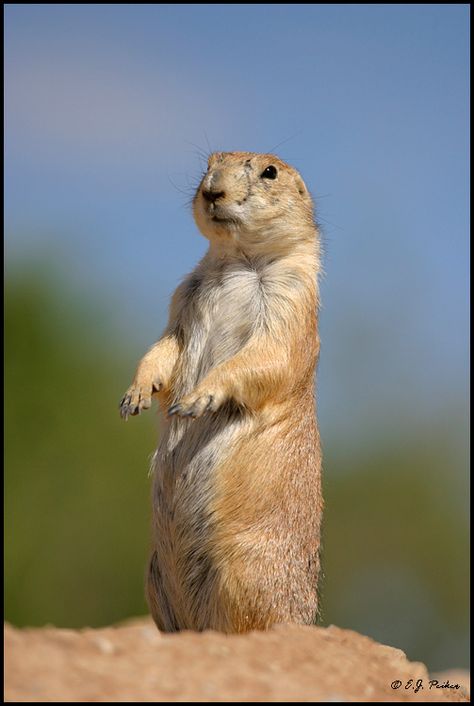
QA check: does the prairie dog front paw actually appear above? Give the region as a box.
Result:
[168,390,223,420]
[119,375,162,420]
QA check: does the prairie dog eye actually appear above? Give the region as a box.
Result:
[261,165,278,179]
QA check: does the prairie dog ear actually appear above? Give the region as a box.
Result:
[294,173,312,203]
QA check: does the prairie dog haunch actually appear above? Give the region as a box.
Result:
[120,151,323,632]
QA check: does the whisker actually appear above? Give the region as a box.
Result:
[167,173,196,201]
[316,214,343,232]
[183,139,210,167]
[267,130,304,154]
[203,131,213,156]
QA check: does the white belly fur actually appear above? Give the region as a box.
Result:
[148,260,263,629]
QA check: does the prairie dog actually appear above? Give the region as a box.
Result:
[120,151,323,633]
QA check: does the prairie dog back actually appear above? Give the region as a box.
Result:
[120,151,323,633]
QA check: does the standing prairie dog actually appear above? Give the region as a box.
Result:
[120,151,323,633]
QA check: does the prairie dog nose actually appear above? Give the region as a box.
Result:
[202,188,225,204]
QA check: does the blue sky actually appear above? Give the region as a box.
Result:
[4,4,469,441]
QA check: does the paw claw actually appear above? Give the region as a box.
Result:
[120,378,161,420]
[168,403,182,417]
[167,394,217,420]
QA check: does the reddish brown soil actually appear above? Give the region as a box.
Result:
[4,618,470,702]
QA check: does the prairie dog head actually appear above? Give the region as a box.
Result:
[193,151,316,256]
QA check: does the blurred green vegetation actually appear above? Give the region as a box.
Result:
[4,266,469,671]
[321,436,469,670]
[5,266,156,628]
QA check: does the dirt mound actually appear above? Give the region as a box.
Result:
[4,618,470,702]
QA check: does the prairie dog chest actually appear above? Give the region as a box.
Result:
[178,259,264,386]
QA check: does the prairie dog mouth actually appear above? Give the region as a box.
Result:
[211,214,237,224]
[206,205,241,226]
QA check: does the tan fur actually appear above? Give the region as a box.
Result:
[120,151,323,633]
